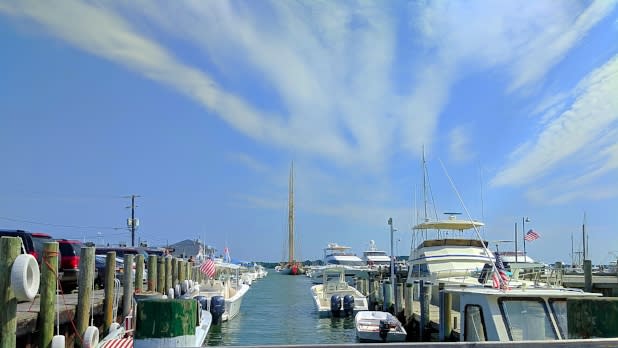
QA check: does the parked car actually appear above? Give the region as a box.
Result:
[94,252,147,288]
[57,239,82,292]
[0,229,53,264]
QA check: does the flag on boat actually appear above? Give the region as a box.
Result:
[224,246,231,263]
[200,258,216,278]
[524,229,540,241]
[492,252,509,290]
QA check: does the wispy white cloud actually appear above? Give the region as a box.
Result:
[226,152,270,174]
[448,126,474,164]
[491,54,618,192]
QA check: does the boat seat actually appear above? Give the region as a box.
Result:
[336,282,348,290]
[326,283,337,292]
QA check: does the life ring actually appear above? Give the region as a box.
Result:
[83,326,99,348]
[51,335,65,348]
[11,254,40,301]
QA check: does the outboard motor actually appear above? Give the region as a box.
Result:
[379,319,390,342]
[210,295,225,325]
[195,295,208,311]
[330,294,342,317]
[342,295,355,317]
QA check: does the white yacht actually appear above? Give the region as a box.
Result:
[362,240,391,268]
[323,242,365,266]
[196,261,250,323]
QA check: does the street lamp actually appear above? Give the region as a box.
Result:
[522,217,531,258]
[388,218,398,313]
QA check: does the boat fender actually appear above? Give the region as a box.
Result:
[83,326,99,348]
[174,284,181,298]
[330,295,342,317]
[168,288,175,299]
[343,295,355,317]
[188,279,194,288]
[11,254,40,301]
[182,279,189,294]
[210,295,225,325]
[51,335,65,348]
[108,322,121,334]
[379,319,390,341]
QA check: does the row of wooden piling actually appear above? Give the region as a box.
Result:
[0,237,200,348]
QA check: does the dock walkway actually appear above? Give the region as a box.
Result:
[16,289,118,337]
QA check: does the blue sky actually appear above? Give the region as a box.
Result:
[1,1,617,264]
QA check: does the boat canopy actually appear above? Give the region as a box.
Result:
[413,219,484,231]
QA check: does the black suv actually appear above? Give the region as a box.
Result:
[0,229,53,263]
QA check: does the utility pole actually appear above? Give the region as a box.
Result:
[125,194,140,247]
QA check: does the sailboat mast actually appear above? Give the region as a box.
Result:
[288,162,295,264]
[422,146,428,222]
[582,212,587,261]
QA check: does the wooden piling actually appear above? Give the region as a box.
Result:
[147,255,157,292]
[38,242,59,348]
[396,282,404,314]
[383,280,393,312]
[438,282,452,341]
[135,254,144,293]
[165,257,172,293]
[123,254,134,317]
[584,259,593,292]
[404,283,413,319]
[0,237,21,348]
[76,246,95,348]
[157,257,165,294]
[178,261,186,284]
[103,251,116,333]
[171,257,178,287]
[419,280,430,341]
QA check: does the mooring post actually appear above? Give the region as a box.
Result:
[157,256,165,294]
[584,259,593,292]
[123,254,134,317]
[383,280,393,313]
[76,247,95,347]
[135,254,144,293]
[397,282,404,314]
[178,260,186,284]
[165,257,172,293]
[0,237,20,348]
[438,282,453,341]
[103,251,116,333]
[147,255,157,292]
[419,279,430,341]
[39,242,59,348]
[404,282,413,320]
[171,257,178,288]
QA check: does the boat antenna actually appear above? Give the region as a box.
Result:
[438,159,502,285]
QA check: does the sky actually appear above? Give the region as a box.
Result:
[1,1,617,264]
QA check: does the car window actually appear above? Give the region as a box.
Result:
[59,242,79,256]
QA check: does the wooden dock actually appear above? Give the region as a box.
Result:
[16,289,120,337]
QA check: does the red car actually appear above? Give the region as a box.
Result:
[57,239,82,292]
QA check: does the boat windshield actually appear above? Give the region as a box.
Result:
[328,259,365,266]
[498,298,557,341]
[548,299,567,338]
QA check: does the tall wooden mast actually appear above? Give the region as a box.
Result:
[288,162,295,264]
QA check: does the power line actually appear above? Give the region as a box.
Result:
[0,216,124,230]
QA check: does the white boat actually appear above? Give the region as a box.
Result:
[197,261,250,323]
[324,242,365,266]
[362,240,391,269]
[354,311,407,342]
[442,285,602,342]
[310,266,368,317]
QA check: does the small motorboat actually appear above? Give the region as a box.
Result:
[354,311,407,343]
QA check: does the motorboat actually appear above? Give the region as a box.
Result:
[196,261,250,323]
[441,285,603,342]
[324,242,365,266]
[362,240,391,269]
[310,266,368,317]
[354,311,407,342]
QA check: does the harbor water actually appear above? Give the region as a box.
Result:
[206,270,358,346]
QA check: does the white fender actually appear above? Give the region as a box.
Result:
[83,326,99,348]
[182,279,189,294]
[188,280,194,288]
[174,284,181,298]
[51,335,65,348]
[161,294,168,299]
[168,288,174,299]
[11,254,40,301]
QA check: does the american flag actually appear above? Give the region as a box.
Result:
[492,252,509,290]
[200,258,216,278]
[524,229,540,241]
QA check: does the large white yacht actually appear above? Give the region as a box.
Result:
[323,242,365,266]
[362,240,391,268]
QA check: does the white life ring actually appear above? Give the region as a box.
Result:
[11,254,40,301]
[51,335,65,348]
[83,326,99,348]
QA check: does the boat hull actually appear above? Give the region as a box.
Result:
[354,311,407,343]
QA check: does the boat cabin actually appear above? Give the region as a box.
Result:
[442,287,602,341]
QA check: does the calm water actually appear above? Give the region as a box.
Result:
[205,270,358,346]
